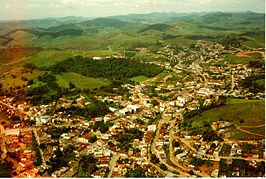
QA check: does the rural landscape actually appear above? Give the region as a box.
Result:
[0,1,265,178]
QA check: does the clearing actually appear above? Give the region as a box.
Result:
[56,72,108,89]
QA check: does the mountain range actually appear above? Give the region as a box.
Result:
[0,11,264,50]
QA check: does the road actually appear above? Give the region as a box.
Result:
[236,126,264,137]
[32,128,45,165]
[149,111,191,177]
[107,153,120,178]
[0,124,7,160]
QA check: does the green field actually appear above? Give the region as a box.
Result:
[188,100,265,127]
[56,72,108,89]
[27,49,74,67]
[240,126,265,136]
[225,98,263,104]
[225,54,259,64]
[256,79,265,86]
[243,34,265,48]
[130,75,150,82]
[76,50,120,57]
[229,128,264,140]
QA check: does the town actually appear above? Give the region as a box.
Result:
[0,39,265,178]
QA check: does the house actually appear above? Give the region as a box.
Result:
[148,125,156,132]
[91,172,102,178]
[93,57,101,60]
[3,128,20,136]
[76,138,88,144]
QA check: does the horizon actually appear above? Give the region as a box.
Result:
[0,0,265,21]
[0,10,265,22]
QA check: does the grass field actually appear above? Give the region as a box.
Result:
[256,79,265,86]
[188,99,265,127]
[240,126,265,136]
[243,35,265,48]
[130,75,150,82]
[74,50,119,57]
[225,98,263,104]
[27,49,74,67]
[229,128,264,140]
[56,72,108,89]
[226,54,258,64]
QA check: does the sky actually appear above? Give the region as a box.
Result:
[0,0,265,20]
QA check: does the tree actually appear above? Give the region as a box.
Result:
[151,99,159,106]
[69,82,76,89]
[172,139,180,147]
[89,135,97,143]
[151,154,160,164]
[159,163,167,170]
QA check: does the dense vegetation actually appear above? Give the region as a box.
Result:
[79,155,98,177]
[114,128,144,151]
[125,164,148,177]
[47,56,164,80]
[239,75,265,93]
[55,99,109,119]
[219,159,265,177]
[0,161,12,177]
[32,131,43,166]
[25,73,67,105]
[38,29,83,38]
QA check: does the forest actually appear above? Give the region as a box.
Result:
[47,56,164,80]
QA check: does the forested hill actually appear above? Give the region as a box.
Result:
[47,56,164,80]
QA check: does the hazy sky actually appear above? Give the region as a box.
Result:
[0,0,265,20]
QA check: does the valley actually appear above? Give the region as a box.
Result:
[0,11,265,178]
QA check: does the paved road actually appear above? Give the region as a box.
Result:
[150,111,191,177]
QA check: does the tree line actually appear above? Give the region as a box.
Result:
[47,56,163,80]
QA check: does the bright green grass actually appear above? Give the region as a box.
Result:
[27,49,74,67]
[240,126,265,136]
[56,72,108,89]
[188,100,265,127]
[130,75,150,82]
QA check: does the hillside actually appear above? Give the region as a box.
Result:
[0,47,41,65]
[0,12,264,50]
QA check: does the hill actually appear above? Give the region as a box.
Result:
[0,46,41,65]
[0,12,264,51]
[138,24,173,33]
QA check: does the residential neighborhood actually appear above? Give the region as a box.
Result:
[0,39,265,178]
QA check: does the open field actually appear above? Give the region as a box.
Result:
[130,75,150,82]
[240,125,265,136]
[73,50,119,57]
[243,35,265,48]
[229,128,264,140]
[188,100,265,127]
[56,72,108,89]
[226,54,263,64]
[27,49,74,67]
[225,98,263,104]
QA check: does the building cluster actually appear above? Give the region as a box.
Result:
[0,40,265,177]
